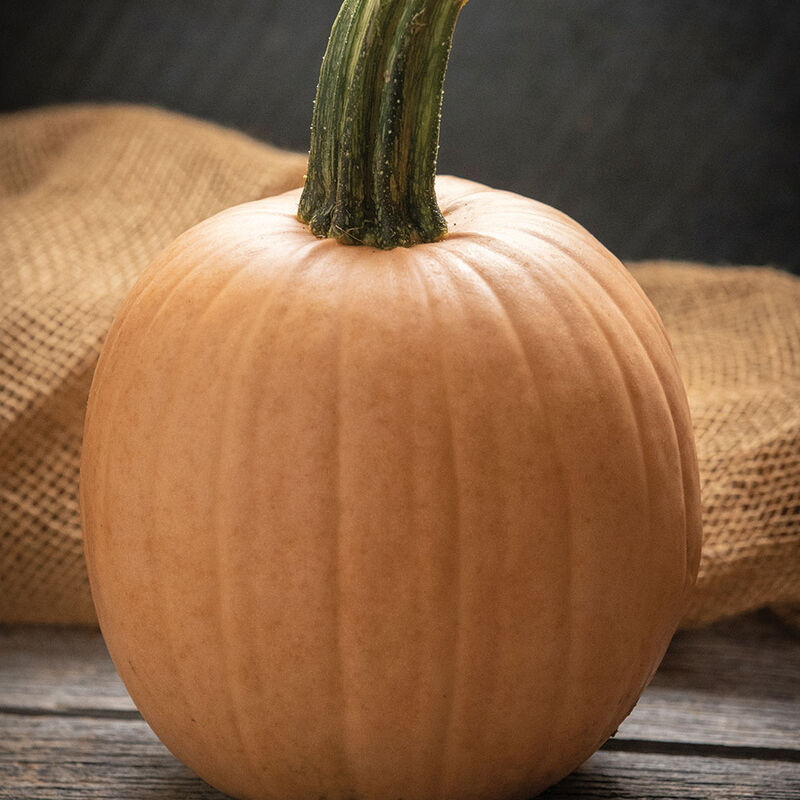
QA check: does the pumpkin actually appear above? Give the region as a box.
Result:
[81,1,702,798]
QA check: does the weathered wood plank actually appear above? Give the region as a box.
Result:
[1,714,798,800]
[622,611,800,750]
[652,611,800,701]
[0,626,134,714]
[1,612,799,798]
[3,612,798,750]
[0,715,229,799]
[542,748,800,799]
[621,689,800,750]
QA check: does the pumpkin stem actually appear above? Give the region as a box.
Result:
[298,0,467,250]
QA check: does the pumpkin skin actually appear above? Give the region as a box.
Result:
[81,175,702,800]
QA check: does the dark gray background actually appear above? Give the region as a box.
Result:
[2,0,798,272]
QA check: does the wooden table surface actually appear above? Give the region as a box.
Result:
[1,611,799,799]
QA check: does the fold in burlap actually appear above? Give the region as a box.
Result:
[1,105,798,626]
[630,263,800,626]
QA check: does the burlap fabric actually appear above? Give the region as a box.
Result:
[631,263,800,626]
[1,105,798,626]
[1,105,308,624]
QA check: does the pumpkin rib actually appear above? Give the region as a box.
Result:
[123,219,224,311]
[213,317,252,778]
[91,240,237,695]
[521,221,669,354]
[94,249,201,397]
[209,261,284,788]
[200,245,332,796]
[452,238,585,769]
[570,238,700,599]
[251,247,349,795]
[487,222,691,587]
[547,274,682,762]
[557,244,694,601]
[146,251,256,774]
[332,250,356,795]
[543,249,664,731]
[272,247,362,797]
[457,226,693,779]
[441,240,581,785]
[412,248,465,800]
[399,250,470,799]
[242,248,341,798]
[137,238,244,354]
[100,257,182,360]
[442,183,587,247]
[115,251,232,750]
[438,246,506,773]
[109,243,266,784]
[437,186,504,218]
[545,227,693,585]
[509,209,673,349]
[455,209,690,592]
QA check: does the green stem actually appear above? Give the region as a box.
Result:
[298,0,467,249]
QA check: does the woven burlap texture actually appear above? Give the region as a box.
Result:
[1,105,798,626]
[1,105,308,623]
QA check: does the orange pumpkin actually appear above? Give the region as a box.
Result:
[81,1,702,798]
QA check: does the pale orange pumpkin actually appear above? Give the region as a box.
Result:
[81,2,702,799]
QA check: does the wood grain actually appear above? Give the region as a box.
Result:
[2,715,798,800]
[1,716,228,799]
[1,611,799,798]
[0,626,133,714]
